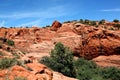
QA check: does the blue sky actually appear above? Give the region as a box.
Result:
[0,0,120,27]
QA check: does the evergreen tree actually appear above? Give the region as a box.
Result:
[40,42,76,77]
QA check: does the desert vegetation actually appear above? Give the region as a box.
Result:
[0,58,19,69]
[7,39,14,46]
[113,19,119,23]
[40,42,120,80]
[0,57,31,70]
[63,19,120,31]
[40,42,76,77]
[0,37,14,46]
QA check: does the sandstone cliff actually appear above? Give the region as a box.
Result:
[0,20,120,68]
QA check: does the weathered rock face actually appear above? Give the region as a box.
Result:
[0,27,56,52]
[0,21,120,60]
[0,28,7,37]
[0,21,120,79]
[93,55,120,68]
[0,63,77,80]
[74,28,120,59]
[51,20,62,31]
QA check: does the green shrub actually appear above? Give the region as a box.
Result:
[40,43,120,80]
[74,58,99,80]
[109,27,114,30]
[7,40,14,46]
[99,19,105,25]
[74,58,120,80]
[63,21,71,23]
[79,19,84,23]
[84,19,90,24]
[113,19,119,23]
[90,21,96,26]
[0,58,18,69]
[40,42,76,77]
[90,76,105,80]
[100,67,120,80]
[40,56,54,69]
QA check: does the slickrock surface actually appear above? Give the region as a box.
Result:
[0,21,120,68]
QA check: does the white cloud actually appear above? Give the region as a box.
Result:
[0,5,67,19]
[100,8,120,12]
[16,19,42,27]
[0,20,5,27]
[0,5,68,27]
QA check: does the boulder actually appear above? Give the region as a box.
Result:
[0,63,77,80]
[51,20,62,31]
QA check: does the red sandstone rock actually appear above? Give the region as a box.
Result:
[0,63,77,80]
[92,55,120,68]
[51,20,62,31]
[1,21,120,79]
[0,21,120,64]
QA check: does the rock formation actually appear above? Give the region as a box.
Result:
[51,20,62,31]
[0,63,77,80]
[0,20,120,68]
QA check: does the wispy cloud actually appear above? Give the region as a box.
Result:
[0,20,5,27]
[100,8,120,12]
[16,19,42,27]
[0,5,68,27]
[0,5,67,19]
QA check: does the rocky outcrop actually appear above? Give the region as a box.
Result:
[0,21,120,79]
[51,20,62,31]
[0,63,77,80]
[0,21,120,60]
[93,55,120,68]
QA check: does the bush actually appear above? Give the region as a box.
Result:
[79,19,84,23]
[99,19,105,25]
[113,19,119,23]
[40,56,54,69]
[109,27,114,30]
[84,19,90,24]
[7,40,14,46]
[90,76,105,80]
[74,58,99,80]
[90,21,97,26]
[40,42,76,77]
[40,43,120,80]
[63,21,71,23]
[0,58,19,69]
[74,58,120,80]
[100,67,120,80]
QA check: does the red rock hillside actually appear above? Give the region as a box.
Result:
[0,20,120,68]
